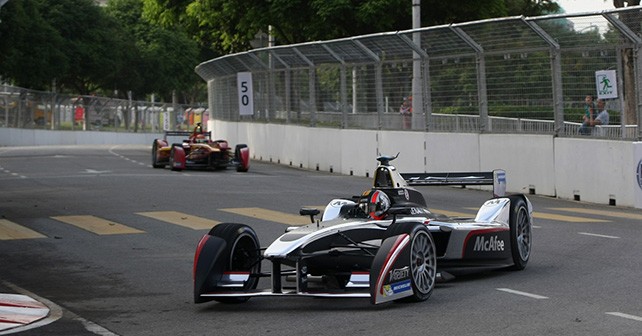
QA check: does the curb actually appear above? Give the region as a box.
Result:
[0,294,49,333]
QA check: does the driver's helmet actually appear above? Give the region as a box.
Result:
[194,134,207,143]
[367,189,391,220]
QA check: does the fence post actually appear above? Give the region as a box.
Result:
[451,26,488,133]
[604,12,642,140]
[171,90,177,130]
[352,39,383,129]
[525,19,563,137]
[285,69,291,124]
[322,44,348,129]
[293,48,316,127]
[399,32,429,131]
[268,51,290,124]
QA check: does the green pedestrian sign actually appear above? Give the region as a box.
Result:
[595,70,618,99]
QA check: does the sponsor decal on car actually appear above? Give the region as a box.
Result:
[473,235,505,252]
[396,189,411,201]
[331,200,351,208]
[389,266,409,282]
[410,207,430,215]
[482,198,503,207]
[463,229,511,258]
[637,159,642,191]
[382,279,412,297]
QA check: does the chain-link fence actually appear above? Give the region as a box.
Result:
[197,6,642,140]
[0,84,207,133]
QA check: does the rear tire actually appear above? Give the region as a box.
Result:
[508,196,531,270]
[385,222,436,302]
[209,223,261,303]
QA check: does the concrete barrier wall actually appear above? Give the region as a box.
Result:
[210,120,642,208]
[554,138,634,206]
[4,124,640,208]
[0,128,162,146]
[480,134,556,196]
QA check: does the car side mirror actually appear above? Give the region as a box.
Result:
[388,207,411,216]
[300,208,320,224]
[387,206,412,226]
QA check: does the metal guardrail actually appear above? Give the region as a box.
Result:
[3,8,642,141]
[195,6,642,141]
[1,84,636,140]
[0,84,207,132]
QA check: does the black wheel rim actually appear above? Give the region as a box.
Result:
[229,233,260,288]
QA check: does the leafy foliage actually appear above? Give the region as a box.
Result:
[106,0,201,101]
[1,0,563,101]
[142,0,562,55]
[0,0,201,101]
[0,0,67,90]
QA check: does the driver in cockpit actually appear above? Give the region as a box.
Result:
[190,123,208,143]
[364,189,391,220]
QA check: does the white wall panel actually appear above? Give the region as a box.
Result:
[480,134,555,196]
[555,138,633,206]
[4,124,641,208]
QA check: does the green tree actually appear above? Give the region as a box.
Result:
[0,0,128,93]
[105,0,201,102]
[142,0,561,56]
[44,0,128,94]
[0,0,67,90]
[613,0,640,124]
[504,0,560,16]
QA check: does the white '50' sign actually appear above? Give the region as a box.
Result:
[237,72,254,116]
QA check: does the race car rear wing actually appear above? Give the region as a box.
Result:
[400,170,506,197]
[164,131,212,138]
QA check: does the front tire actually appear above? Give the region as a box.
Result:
[508,196,532,270]
[169,144,182,171]
[209,223,261,303]
[151,141,164,168]
[386,222,437,302]
[235,144,249,172]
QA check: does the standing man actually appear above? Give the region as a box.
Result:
[592,99,610,126]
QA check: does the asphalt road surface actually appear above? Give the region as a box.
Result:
[1,145,641,336]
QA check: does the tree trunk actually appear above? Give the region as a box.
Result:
[623,49,637,124]
[614,0,641,125]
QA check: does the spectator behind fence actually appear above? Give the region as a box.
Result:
[400,96,412,129]
[579,94,596,135]
[593,99,610,127]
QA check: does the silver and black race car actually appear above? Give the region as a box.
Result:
[193,154,532,305]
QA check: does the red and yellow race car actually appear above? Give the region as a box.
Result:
[151,124,250,172]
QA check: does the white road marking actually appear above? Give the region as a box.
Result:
[73,314,120,336]
[578,232,620,239]
[0,169,26,179]
[496,288,549,299]
[606,312,642,322]
[83,169,111,174]
[109,146,148,167]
